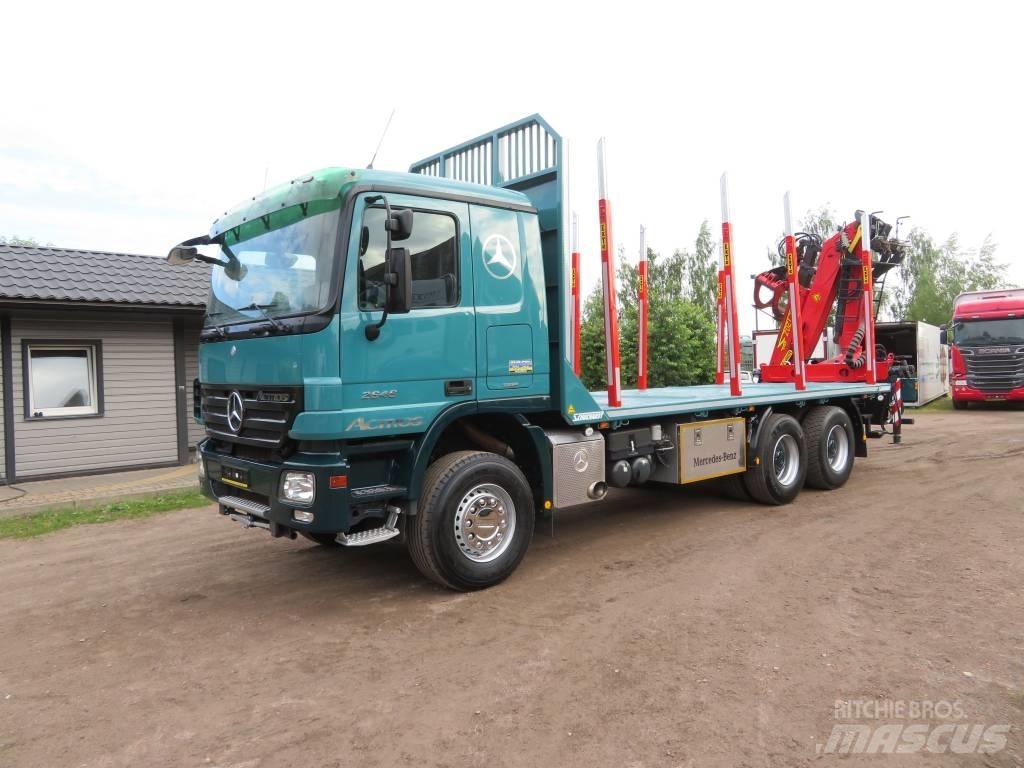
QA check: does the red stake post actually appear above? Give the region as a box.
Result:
[859,211,877,385]
[638,224,648,390]
[715,260,726,385]
[571,212,582,376]
[719,174,743,396]
[597,138,622,407]
[782,192,807,391]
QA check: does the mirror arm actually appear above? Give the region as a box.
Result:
[193,253,229,268]
[365,195,394,341]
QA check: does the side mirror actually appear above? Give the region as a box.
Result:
[939,325,947,346]
[386,247,412,314]
[167,245,197,265]
[386,209,414,241]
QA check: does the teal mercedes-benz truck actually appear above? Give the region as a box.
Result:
[170,115,899,590]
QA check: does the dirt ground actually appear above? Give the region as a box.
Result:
[1,408,1022,767]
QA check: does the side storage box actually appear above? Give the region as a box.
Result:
[546,430,606,508]
[651,417,746,484]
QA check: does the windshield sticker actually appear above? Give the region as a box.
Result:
[481,234,518,280]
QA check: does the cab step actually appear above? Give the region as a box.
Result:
[335,505,401,547]
[336,525,400,547]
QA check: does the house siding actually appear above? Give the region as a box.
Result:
[183,320,204,450]
[0,329,5,481]
[11,313,179,478]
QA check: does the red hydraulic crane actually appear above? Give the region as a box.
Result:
[755,212,905,383]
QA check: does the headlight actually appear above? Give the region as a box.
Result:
[282,471,315,504]
[197,459,206,479]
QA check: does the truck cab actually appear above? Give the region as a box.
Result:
[946,288,1024,408]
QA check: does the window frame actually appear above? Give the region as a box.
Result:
[22,339,105,420]
[357,203,462,311]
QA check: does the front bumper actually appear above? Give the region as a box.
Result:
[950,382,1024,403]
[198,440,353,534]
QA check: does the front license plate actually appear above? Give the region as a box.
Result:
[220,466,250,489]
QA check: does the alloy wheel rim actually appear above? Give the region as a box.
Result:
[453,483,516,563]
[825,424,850,471]
[772,434,800,487]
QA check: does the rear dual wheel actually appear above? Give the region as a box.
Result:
[742,413,807,505]
[802,406,856,490]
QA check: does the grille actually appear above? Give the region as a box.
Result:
[201,385,303,459]
[963,348,1024,392]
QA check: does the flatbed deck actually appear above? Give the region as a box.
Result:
[591,381,890,421]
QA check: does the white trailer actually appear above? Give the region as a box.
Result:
[875,321,949,406]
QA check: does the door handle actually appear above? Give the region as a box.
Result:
[445,380,473,396]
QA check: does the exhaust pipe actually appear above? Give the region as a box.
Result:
[588,481,608,500]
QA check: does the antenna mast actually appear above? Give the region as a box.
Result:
[367,109,396,170]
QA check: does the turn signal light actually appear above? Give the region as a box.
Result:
[329,475,348,489]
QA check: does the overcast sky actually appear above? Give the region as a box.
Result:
[2,0,1020,329]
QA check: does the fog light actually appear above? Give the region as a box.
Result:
[282,471,315,504]
[293,509,315,524]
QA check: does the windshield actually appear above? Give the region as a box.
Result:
[952,317,1024,346]
[205,210,339,327]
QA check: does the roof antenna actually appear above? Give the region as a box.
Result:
[367,109,396,170]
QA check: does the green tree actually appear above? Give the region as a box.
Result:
[894,229,1009,324]
[799,205,841,239]
[579,244,716,391]
[0,235,41,246]
[685,221,718,320]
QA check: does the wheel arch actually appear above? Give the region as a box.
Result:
[404,403,551,511]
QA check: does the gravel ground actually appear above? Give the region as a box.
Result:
[1,408,1021,767]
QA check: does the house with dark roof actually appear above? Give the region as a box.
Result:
[0,244,209,483]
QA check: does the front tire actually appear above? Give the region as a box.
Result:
[803,406,855,490]
[742,413,807,505]
[408,451,535,591]
[952,398,969,410]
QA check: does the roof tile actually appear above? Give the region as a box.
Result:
[0,245,209,307]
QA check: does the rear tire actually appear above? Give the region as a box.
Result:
[742,413,806,505]
[803,406,855,490]
[408,451,535,591]
[952,398,969,410]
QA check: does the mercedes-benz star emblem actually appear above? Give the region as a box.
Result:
[573,448,589,473]
[227,391,245,433]
[481,234,518,280]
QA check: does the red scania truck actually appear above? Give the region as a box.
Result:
[945,288,1024,408]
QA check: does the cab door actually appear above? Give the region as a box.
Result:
[338,193,475,436]
[470,204,549,401]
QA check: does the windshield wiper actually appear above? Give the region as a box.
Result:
[239,302,285,333]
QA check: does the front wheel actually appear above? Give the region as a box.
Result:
[952,398,969,410]
[742,413,807,505]
[408,451,535,591]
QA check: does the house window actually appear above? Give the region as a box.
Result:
[358,206,459,310]
[23,341,103,419]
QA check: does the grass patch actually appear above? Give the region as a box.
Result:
[0,488,211,540]
[917,395,954,412]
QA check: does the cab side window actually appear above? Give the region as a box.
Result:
[358,207,459,310]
